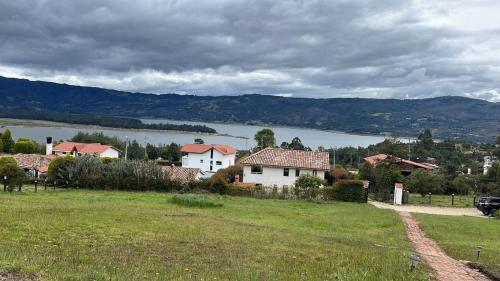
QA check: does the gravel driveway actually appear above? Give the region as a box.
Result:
[370,201,484,217]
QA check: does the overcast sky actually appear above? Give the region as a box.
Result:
[1,0,500,101]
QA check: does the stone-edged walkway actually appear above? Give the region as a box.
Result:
[399,211,490,281]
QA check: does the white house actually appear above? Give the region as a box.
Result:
[52,141,120,158]
[483,156,497,175]
[181,143,237,173]
[241,147,330,188]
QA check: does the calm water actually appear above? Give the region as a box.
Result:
[4,119,387,149]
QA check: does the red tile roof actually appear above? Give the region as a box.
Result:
[162,166,202,183]
[54,142,119,155]
[363,153,436,171]
[181,144,237,155]
[364,154,388,165]
[241,147,330,170]
[9,154,53,171]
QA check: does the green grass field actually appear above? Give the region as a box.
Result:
[408,193,475,208]
[416,214,500,278]
[0,189,430,280]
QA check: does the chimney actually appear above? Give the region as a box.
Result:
[46,137,53,156]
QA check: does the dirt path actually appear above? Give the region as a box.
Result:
[370,201,484,217]
[399,212,489,281]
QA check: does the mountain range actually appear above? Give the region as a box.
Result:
[1,76,499,141]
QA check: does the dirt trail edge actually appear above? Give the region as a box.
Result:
[399,211,490,281]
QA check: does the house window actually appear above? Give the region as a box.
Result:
[210,148,214,159]
[200,159,204,163]
[251,165,263,174]
[216,161,222,165]
[313,170,318,176]
[210,165,213,171]
[283,168,289,177]
[295,169,300,177]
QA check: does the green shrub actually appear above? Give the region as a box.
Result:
[295,174,326,199]
[207,174,228,194]
[227,185,256,197]
[14,139,36,154]
[0,157,25,190]
[47,156,74,182]
[324,180,365,202]
[1,129,15,153]
[406,169,445,196]
[214,165,243,183]
[169,194,223,208]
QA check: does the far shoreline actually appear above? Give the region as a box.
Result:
[0,118,248,140]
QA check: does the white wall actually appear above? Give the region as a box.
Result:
[182,149,235,172]
[243,165,325,188]
[100,148,120,158]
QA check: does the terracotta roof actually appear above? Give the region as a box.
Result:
[364,154,388,165]
[241,147,330,170]
[54,142,119,155]
[9,154,54,171]
[363,153,436,171]
[162,166,202,183]
[181,144,237,155]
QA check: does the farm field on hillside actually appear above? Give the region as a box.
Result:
[0,189,430,280]
[416,214,500,278]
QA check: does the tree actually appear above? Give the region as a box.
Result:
[146,143,160,160]
[496,135,500,146]
[164,143,181,161]
[0,139,3,152]
[127,140,145,160]
[1,129,15,153]
[0,156,24,190]
[254,129,275,152]
[14,139,36,154]
[418,128,434,148]
[280,137,310,151]
[486,161,500,189]
[451,176,470,195]
[358,162,372,181]
[373,164,403,201]
[406,169,445,196]
[47,156,74,182]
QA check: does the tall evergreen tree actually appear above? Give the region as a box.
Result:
[1,129,15,153]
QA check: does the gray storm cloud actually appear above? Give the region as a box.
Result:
[0,0,499,101]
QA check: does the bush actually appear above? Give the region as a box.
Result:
[169,194,223,208]
[207,174,228,194]
[325,167,352,185]
[14,139,36,154]
[227,185,256,197]
[0,157,25,190]
[406,169,445,196]
[295,174,326,200]
[47,156,74,183]
[213,165,243,183]
[324,180,365,202]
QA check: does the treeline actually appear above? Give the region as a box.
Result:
[0,108,217,133]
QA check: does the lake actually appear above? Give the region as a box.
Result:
[4,119,387,149]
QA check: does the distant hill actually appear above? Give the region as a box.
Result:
[1,76,499,141]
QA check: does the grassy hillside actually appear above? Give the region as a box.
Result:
[0,189,429,280]
[1,76,499,141]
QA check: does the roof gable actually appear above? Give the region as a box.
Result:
[181,144,237,155]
